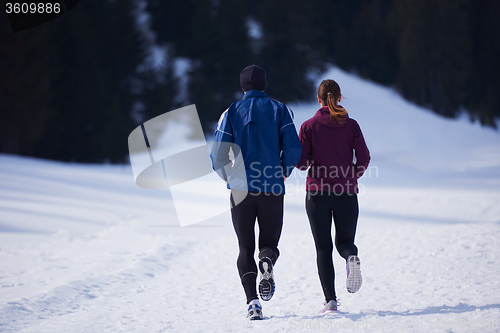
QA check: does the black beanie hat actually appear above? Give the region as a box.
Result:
[240,65,266,92]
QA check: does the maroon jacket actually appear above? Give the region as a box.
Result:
[296,106,370,194]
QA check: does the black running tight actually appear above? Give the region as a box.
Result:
[230,190,283,303]
[306,192,359,302]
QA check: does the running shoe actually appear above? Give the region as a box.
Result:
[247,300,263,320]
[346,255,362,293]
[320,299,339,314]
[258,257,275,301]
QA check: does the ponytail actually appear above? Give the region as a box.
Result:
[318,80,348,125]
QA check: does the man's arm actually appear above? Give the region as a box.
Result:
[210,108,234,181]
[296,121,311,170]
[279,105,302,178]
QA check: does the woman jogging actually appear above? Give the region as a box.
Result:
[296,79,370,313]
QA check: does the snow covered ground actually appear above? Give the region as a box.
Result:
[1,67,500,332]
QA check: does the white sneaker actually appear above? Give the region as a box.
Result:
[346,255,362,293]
[320,299,339,314]
[247,299,263,320]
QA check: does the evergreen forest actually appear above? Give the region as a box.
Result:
[1,0,499,162]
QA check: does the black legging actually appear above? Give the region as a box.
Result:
[231,191,284,303]
[306,192,359,302]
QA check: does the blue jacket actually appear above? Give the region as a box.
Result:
[210,90,302,194]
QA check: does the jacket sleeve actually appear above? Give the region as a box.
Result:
[296,121,311,170]
[210,108,233,181]
[279,105,303,177]
[352,121,370,178]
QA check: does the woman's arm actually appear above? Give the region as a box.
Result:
[352,122,370,178]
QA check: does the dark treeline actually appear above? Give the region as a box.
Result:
[1,0,499,163]
[1,0,177,162]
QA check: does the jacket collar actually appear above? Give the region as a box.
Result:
[318,105,347,114]
[314,105,349,128]
[242,90,267,99]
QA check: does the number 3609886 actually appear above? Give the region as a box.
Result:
[6,2,61,14]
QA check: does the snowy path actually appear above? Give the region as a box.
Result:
[1,67,500,332]
[2,219,499,332]
[1,154,499,332]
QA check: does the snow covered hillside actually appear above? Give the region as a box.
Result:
[1,67,499,332]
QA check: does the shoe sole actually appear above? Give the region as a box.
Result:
[258,257,275,301]
[346,255,362,293]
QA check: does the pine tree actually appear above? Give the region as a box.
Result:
[0,14,54,156]
[187,0,252,129]
[394,0,472,118]
[34,0,147,162]
[468,0,500,126]
[252,0,319,103]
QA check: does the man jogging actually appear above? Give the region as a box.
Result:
[210,65,302,320]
